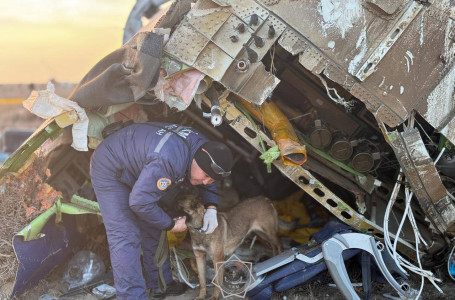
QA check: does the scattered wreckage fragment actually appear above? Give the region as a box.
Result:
[2,0,455,298]
[154,0,455,297]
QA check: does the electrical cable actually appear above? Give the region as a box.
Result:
[383,178,443,298]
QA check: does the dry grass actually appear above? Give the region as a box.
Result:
[0,155,56,285]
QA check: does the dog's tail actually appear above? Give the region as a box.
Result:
[269,201,280,232]
[269,200,300,232]
[278,217,300,232]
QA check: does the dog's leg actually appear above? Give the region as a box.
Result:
[190,257,198,275]
[255,229,282,256]
[209,249,225,300]
[194,250,207,300]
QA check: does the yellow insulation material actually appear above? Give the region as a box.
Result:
[274,190,320,244]
[240,98,307,166]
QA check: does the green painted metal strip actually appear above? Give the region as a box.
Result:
[296,132,365,177]
[0,119,63,178]
[70,195,101,212]
[17,196,101,241]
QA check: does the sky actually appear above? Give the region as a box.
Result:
[0,0,135,84]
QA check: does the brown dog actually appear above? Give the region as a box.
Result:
[177,195,282,300]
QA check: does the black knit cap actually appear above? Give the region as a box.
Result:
[194,141,233,181]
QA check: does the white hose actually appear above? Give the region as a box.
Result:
[382,173,443,299]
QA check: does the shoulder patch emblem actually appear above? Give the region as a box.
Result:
[157,178,172,190]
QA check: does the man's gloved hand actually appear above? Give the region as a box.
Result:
[200,208,218,234]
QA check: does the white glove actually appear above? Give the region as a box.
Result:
[200,208,218,234]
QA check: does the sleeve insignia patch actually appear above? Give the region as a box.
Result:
[157,178,172,190]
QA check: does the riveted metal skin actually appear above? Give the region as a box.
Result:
[213,15,252,56]
[165,0,455,145]
[193,42,234,81]
[164,20,209,65]
[187,8,231,39]
[278,28,308,56]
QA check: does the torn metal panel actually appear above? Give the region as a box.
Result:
[365,0,410,16]
[298,46,329,75]
[375,105,402,127]
[193,42,234,81]
[323,63,357,91]
[245,14,287,61]
[388,128,455,234]
[257,0,419,76]
[226,0,270,26]
[278,28,309,56]
[211,0,231,6]
[219,96,417,259]
[220,59,279,105]
[155,0,191,29]
[359,2,454,128]
[211,14,253,57]
[417,57,455,145]
[237,63,280,104]
[355,1,423,81]
[163,0,280,105]
[350,83,381,111]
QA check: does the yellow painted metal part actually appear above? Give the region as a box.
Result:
[238,97,307,166]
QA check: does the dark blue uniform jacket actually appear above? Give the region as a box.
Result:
[91,122,218,230]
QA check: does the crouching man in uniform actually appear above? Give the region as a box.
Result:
[90,122,233,299]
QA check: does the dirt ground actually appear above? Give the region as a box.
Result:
[4,250,455,300]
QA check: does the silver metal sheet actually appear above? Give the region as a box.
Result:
[356,2,454,127]
[220,60,258,93]
[365,0,410,15]
[238,63,280,104]
[228,0,270,28]
[246,14,286,61]
[187,8,231,39]
[164,20,209,66]
[355,1,423,81]
[256,0,414,74]
[387,128,455,233]
[193,42,234,81]
[278,28,309,56]
[298,45,329,74]
[212,14,253,58]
